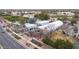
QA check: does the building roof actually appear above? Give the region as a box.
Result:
[38,20,63,32]
[36,20,49,26]
[25,23,37,29]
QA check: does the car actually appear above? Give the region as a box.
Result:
[1,32,5,33]
[1,31,5,33]
[3,26,5,28]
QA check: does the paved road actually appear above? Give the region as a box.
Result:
[0,25,25,49]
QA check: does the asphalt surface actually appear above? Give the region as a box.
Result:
[0,25,25,49]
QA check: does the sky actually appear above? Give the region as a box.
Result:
[0,0,78,9]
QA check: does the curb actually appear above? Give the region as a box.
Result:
[4,28,30,49]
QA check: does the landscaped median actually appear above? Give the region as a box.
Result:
[5,28,29,48]
[12,34,21,40]
[6,29,12,33]
[31,39,43,47]
[6,27,43,49]
[6,28,21,40]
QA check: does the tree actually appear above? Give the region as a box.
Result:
[17,16,25,25]
[4,16,26,24]
[71,19,77,26]
[57,16,68,21]
[73,14,78,19]
[26,18,37,24]
[42,38,73,49]
[72,13,78,23]
[34,12,49,20]
[42,37,54,47]
[53,39,73,49]
[4,16,17,22]
[11,16,18,22]
[74,25,78,33]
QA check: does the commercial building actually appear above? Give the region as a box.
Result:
[35,20,49,26]
[24,23,37,32]
[38,20,63,33]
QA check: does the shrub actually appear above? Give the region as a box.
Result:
[6,29,12,33]
[4,16,18,22]
[31,39,43,47]
[12,34,21,40]
[42,38,73,49]
[42,38,54,47]
[34,12,49,20]
[53,39,73,49]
